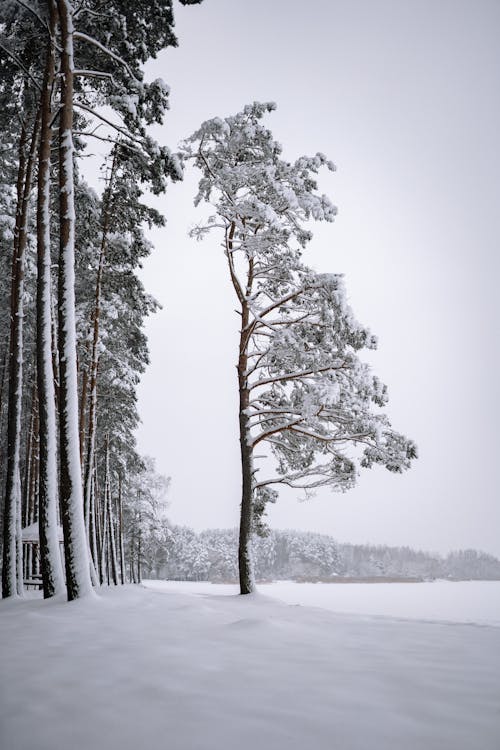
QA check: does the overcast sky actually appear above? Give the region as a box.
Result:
[130,0,500,556]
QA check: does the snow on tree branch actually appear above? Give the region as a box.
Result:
[187,102,417,582]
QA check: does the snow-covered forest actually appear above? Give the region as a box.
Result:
[139,522,500,582]
[1,2,499,749]
[0,0,199,600]
[0,0,421,601]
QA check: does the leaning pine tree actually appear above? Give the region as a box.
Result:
[184,102,417,594]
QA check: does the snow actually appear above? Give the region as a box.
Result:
[1,582,499,750]
[150,579,500,626]
[58,114,93,598]
[21,522,64,543]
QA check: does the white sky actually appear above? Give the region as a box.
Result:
[130,0,500,556]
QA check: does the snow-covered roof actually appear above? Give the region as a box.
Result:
[22,523,64,543]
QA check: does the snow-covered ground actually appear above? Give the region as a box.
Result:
[1,582,499,750]
[147,579,500,625]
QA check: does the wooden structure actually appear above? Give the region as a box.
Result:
[22,523,65,589]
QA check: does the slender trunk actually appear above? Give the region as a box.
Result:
[88,470,96,564]
[0,340,8,423]
[107,493,118,585]
[0,341,8,558]
[136,501,142,584]
[37,0,66,599]
[22,386,35,527]
[130,521,136,583]
[57,0,92,600]
[78,336,90,468]
[233,243,256,595]
[117,474,125,585]
[27,391,39,525]
[100,470,108,585]
[225,222,256,594]
[82,149,118,531]
[237,299,255,594]
[137,519,142,584]
[2,110,40,598]
[93,458,103,581]
[103,436,118,584]
[50,288,59,403]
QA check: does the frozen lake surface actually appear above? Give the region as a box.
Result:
[145,579,500,626]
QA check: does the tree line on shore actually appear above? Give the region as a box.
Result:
[136,520,500,583]
[127,483,500,583]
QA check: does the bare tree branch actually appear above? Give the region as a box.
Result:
[14,0,49,33]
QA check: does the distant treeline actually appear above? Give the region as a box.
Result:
[140,526,500,582]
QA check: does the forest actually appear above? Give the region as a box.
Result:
[0,0,492,603]
[1,4,499,750]
[136,516,500,583]
[0,0,202,600]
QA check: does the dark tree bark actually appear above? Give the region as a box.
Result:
[26,390,39,528]
[226,220,256,595]
[99,463,108,585]
[37,0,65,598]
[117,473,125,585]
[2,109,40,598]
[103,436,118,585]
[82,148,118,534]
[22,385,36,528]
[107,492,118,586]
[237,297,255,595]
[0,340,8,424]
[78,335,90,468]
[88,469,99,572]
[57,0,92,600]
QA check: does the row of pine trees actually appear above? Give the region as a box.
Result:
[2,1,418,601]
[0,0,202,600]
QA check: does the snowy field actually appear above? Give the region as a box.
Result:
[1,582,499,750]
[147,579,500,626]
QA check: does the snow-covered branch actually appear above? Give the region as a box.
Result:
[73,31,140,82]
[73,103,143,146]
[249,363,347,391]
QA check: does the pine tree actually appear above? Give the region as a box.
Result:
[0,0,203,599]
[184,103,417,594]
[37,0,65,598]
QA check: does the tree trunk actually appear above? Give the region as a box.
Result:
[93,461,103,581]
[88,470,98,571]
[82,148,118,533]
[107,492,118,586]
[103,436,118,585]
[238,299,255,595]
[22,386,35,528]
[0,340,8,426]
[100,469,108,585]
[57,0,92,600]
[27,390,39,527]
[37,1,66,598]
[117,474,125,585]
[130,521,136,583]
[2,108,40,598]
[78,336,90,469]
[137,507,142,584]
